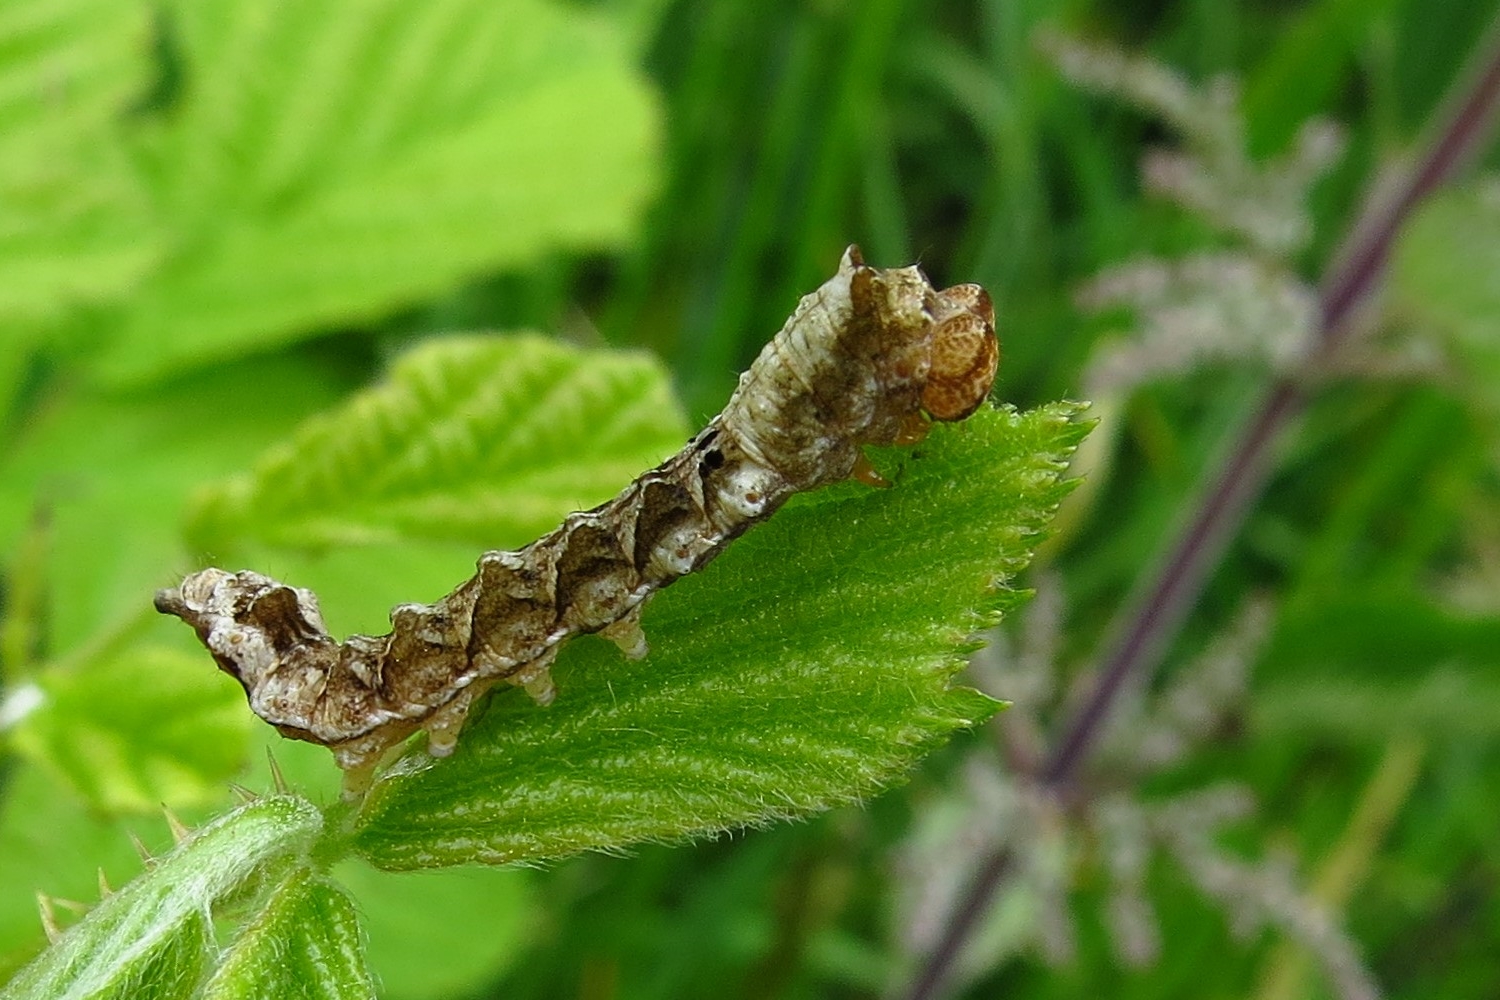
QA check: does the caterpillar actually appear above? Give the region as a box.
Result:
[155,246,998,797]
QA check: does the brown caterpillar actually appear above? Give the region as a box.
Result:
[155,246,998,797]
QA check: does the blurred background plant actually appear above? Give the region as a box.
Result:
[3,0,1500,997]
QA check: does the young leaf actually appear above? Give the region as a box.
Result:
[10,643,252,813]
[0,0,160,324]
[185,335,690,554]
[94,0,661,384]
[350,402,1087,869]
[201,868,375,1000]
[0,796,322,1000]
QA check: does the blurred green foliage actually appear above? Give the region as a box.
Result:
[2,0,1500,997]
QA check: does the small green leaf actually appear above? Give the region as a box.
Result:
[351,403,1087,869]
[202,868,375,1000]
[94,0,660,384]
[10,643,252,813]
[1390,177,1500,405]
[186,335,690,554]
[0,795,322,1000]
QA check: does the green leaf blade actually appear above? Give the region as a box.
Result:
[186,334,690,554]
[95,0,661,384]
[202,868,375,1000]
[350,403,1086,869]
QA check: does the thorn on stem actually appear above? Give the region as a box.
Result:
[266,748,289,795]
[37,894,59,944]
[36,895,88,942]
[127,830,155,867]
[162,806,191,845]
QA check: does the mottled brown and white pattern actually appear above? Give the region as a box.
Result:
[156,246,999,797]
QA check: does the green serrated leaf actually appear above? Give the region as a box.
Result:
[186,334,690,554]
[350,403,1086,869]
[1390,176,1500,407]
[0,0,161,324]
[202,867,375,1000]
[94,0,660,385]
[0,795,322,1000]
[10,643,252,813]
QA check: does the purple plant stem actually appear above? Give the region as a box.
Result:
[902,17,1500,1000]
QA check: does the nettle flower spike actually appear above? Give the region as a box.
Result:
[156,246,999,798]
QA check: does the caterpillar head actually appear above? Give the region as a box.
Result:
[923,282,998,421]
